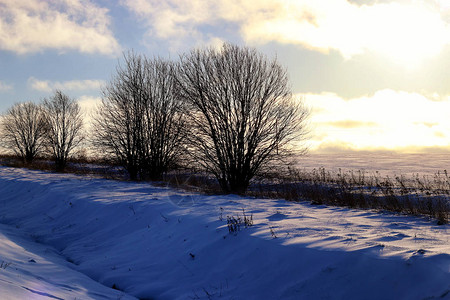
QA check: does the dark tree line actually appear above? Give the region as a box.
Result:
[0,43,310,194]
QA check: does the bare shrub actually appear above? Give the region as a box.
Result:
[176,43,309,194]
[226,209,253,234]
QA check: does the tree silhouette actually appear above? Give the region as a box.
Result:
[176,43,309,194]
[92,52,185,180]
[0,102,47,163]
[43,90,84,170]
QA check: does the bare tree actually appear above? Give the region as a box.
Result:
[140,58,186,180]
[176,43,309,194]
[43,90,84,170]
[92,52,185,180]
[0,102,47,163]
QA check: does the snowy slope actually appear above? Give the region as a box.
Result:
[0,166,448,299]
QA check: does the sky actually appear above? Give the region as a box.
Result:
[1,0,450,153]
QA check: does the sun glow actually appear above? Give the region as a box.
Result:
[303,90,450,151]
[244,0,450,68]
[359,2,449,68]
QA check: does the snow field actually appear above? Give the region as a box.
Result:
[0,166,448,299]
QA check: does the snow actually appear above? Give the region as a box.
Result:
[298,152,450,176]
[0,166,449,299]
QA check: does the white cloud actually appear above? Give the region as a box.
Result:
[0,0,121,55]
[28,77,104,93]
[0,81,13,92]
[28,78,51,92]
[120,0,252,51]
[302,89,450,150]
[121,0,450,66]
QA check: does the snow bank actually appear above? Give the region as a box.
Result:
[0,166,448,299]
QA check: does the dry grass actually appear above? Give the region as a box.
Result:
[1,155,448,224]
[0,154,128,180]
[249,167,449,225]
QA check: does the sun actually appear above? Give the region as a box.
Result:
[361,2,450,68]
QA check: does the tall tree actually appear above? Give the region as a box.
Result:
[140,58,186,180]
[0,102,47,163]
[176,43,309,194]
[92,52,185,180]
[43,90,84,170]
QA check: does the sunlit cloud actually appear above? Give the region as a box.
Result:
[245,1,450,67]
[434,131,446,138]
[28,77,104,93]
[122,0,450,66]
[303,89,450,151]
[414,122,439,128]
[322,120,378,129]
[0,81,13,92]
[436,0,450,10]
[0,0,121,56]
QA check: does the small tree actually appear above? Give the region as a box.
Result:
[92,52,185,180]
[176,43,309,194]
[0,102,47,163]
[43,90,84,170]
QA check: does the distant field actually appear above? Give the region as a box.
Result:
[298,151,450,176]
